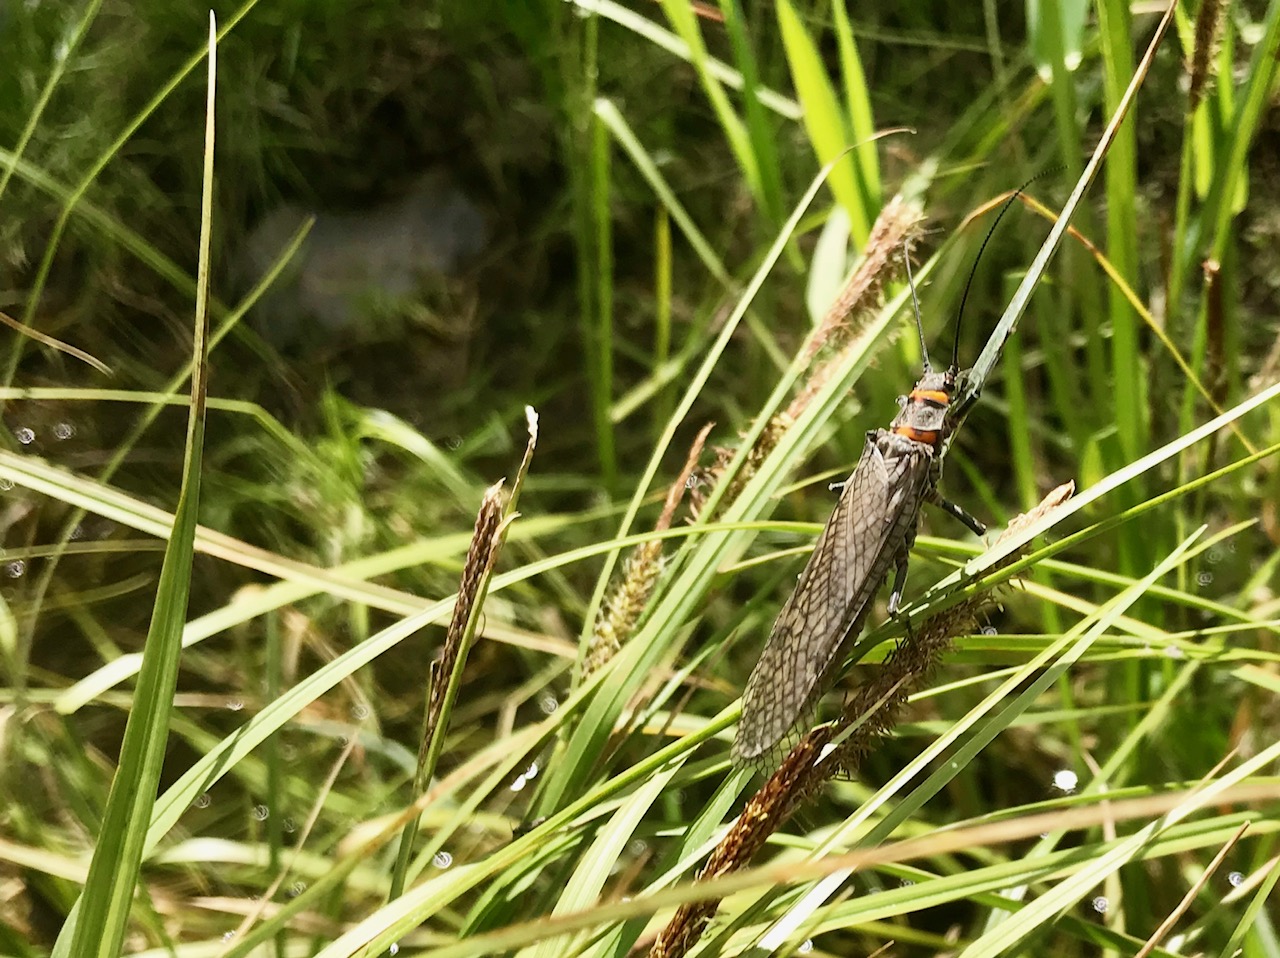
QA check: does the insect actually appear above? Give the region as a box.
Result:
[732,185,1036,765]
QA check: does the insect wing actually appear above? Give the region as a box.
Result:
[733,434,931,762]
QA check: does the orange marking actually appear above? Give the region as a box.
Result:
[893,426,940,445]
[910,389,951,405]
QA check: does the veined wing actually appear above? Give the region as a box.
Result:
[733,432,932,762]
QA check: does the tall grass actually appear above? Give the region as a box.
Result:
[1,1,1278,956]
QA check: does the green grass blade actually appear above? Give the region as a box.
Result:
[775,0,868,243]
[657,0,762,204]
[54,16,216,955]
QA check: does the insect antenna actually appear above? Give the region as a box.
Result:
[903,242,931,373]
[951,169,1059,370]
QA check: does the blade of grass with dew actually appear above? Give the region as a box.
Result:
[1216,853,1280,958]
[578,762,753,958]
[775,0,869,244]
[978,659,1203,936]
[523,763,680,958]
[960,737,1280,957]
[53,15,216,955]
[0,451,452,616]
[218,702,564,958]
[136,523,756,919]
[306,787,1280,958]
[308,699,744,956]
[3,202,313,723]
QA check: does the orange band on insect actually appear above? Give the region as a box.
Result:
[891,426,940,445]
[910,389,951,405]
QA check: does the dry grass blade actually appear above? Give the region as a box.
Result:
[0,309,112,374]
[1134,821,1248,958]
[648,482,1075,958]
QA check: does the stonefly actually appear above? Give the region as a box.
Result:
[732,184,1037,764]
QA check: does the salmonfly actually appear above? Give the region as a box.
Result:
[732,182,1038,764]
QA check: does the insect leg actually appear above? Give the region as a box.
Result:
[928,490,986,537]
[886,550,910,616]
[886,549,917,640]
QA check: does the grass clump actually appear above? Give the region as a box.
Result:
[2,2,1279,956]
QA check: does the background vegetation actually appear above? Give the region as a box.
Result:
[1,0,1278,955]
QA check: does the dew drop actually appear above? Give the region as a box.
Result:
[798,940,814,955]
[6,561,26,579]
[0,478,12,491]
[628,839,648,856]
[14,426,35,444]
[288,881,306,897]
[1163,645,1184,659]
[221,930,236,942]
[228,699,245,712]
[538,694,559,715]
[1052,769,1079,793]
[1228,871,1243,887]
[1196,571,1213,587]
[194,792,212,809]
[510,774,528,792]
[351,703,370,720]
[283,817,297,833]
[252,804,268,822]
[433,851,453,869]
[1091,896,1109,914]
[53,421,75,440]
